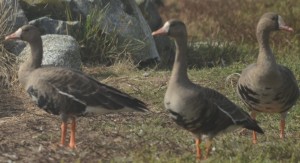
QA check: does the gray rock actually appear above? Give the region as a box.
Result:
[19,34,82,70]
[153,36,174,66]
[69,0,95,17]
[29,17,80,36]
[3,40,26,55]
[18,0,70,20]
[16,0,160,63]
[1,0,28,31]
[71,0,160,62]
[136,0,162,31]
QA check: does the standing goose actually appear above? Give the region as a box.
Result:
[237,12,299,144]
[152,20,264,160]
[5,25,148,149]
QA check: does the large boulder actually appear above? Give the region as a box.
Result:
[136,0,162,31]
[18,0,70,20]
[17,0,160,63]
[3,40,26,56]
[19,34,82,70]
[29,17,80,36]
[153,36,174,67]
[95,0,160,62]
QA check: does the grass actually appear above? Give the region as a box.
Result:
[1,60,299,162]
[20,0,146,66]
[71,62,300,162]
[76,3,146,65]
[160,0,300,45]
[1,0,300,162]
[0,42,300,162]
[0,0,17,87]
[107,60,300,162]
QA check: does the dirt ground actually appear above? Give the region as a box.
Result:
[0,87,171,163]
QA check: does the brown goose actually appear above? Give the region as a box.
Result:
[237,12,299,143]
[152,20,264,160]
[5,25,148,149]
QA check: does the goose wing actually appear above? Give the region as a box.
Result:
[277,65,299,111]
[26,68,148,114]
[201,87,263,133]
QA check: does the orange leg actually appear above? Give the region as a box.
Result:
[252,130,257,144]
[69,117,77,149]
[204,139,212,160]
[60,122,67,146]
[280,113,287,139]
[251,111,257,144]
[196,138,202,160]
[280,119,285,139]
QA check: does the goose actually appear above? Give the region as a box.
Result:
[152,20,264,160]
[237,12,299,144]
[5,25,148,149]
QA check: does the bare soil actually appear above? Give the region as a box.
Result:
[0,86,174,163]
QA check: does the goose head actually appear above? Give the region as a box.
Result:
[5,25,40,42]
[152,19,187,39]
[257,12,293,33]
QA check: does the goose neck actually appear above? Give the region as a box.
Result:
[256,29,276,66]
[170,36,189,82]
[18,38,43,84]
[26,38,43,69]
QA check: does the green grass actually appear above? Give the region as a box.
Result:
[80,54,300,162]
[76,4,146,65]
[1,0,300,162]
[98,28,300,161]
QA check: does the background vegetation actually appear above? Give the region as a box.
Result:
[159,0,300,69]
[0,1,17,87]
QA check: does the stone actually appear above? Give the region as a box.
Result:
[3,40,26,56]
[136,0,162,31]
[1,0,28,31]
[18,0,69,20]
[29,17,80,36]
[71,0,160,62]
[19,34,82,70]
[17,0,160,63]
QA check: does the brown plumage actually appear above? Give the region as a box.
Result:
[5,25,148,149]
[237,12,299,143]
[152,20,263,160]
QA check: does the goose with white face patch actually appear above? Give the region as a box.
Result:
[237,12,299,144]
[152,19,264,160]
[5,25,148,149]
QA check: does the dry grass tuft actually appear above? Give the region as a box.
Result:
[0,0,18,88]
[225,72,241,90]
[0,46,17,88]
[160,0,300,45]
[77,4,145,67]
